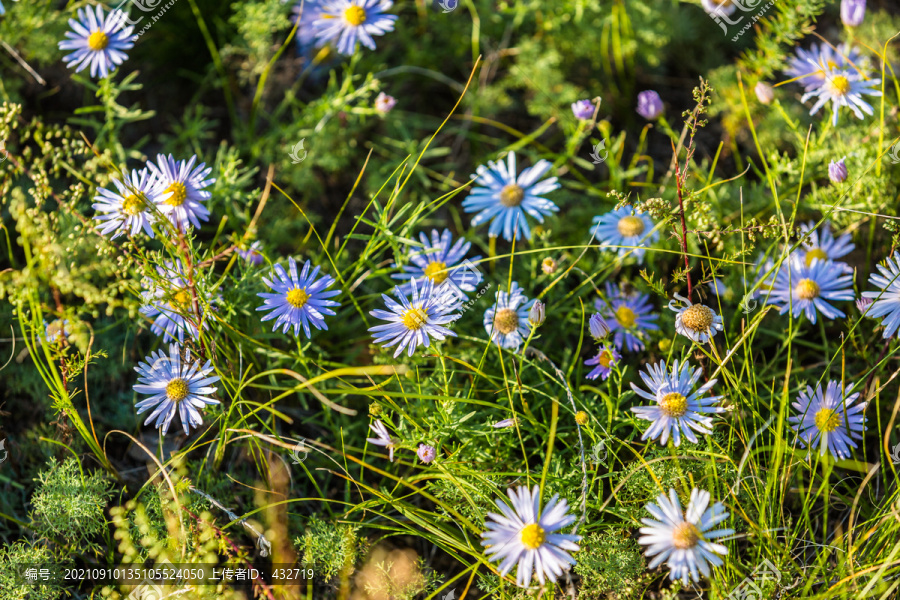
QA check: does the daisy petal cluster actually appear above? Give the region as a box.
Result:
[787,42,881,126]
[92,168,168,239]
[256,257,341,338]
[591,207,658,263]
[638,488,733,585]
[140,261,214,344]
[765,257,854,324]
[862,251,900,337]
[463,152,560,242]
[58,5,134,78]
[148,154,216,231]
[369,279,459,357]
[391,229,482,298]
[133,344,220,436]
[483,282,535,350]
[596,282,659,352]
[789,380,867,460]
[482,485,580,587]
[799,220,854,271]
[668,293,723,345]
[313,0,397,56]
[630,359,725,447]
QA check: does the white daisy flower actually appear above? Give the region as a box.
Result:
[630,359,725,447]
[668,293,724,344]
[638,488,733,585]
[482,485,580,587]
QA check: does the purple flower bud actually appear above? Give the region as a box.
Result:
[829,158,848,184]
[374,92,397,114]
[636,90,664,120]
[571,99,596,120]
[841,0,866,27]
[755,82,774,105]
[416,444,436,463]
[528,300,545,328]
[589,314,610,341]
[492,418,515,428]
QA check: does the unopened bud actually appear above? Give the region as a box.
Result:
[528,301,546,328]
[541,257,558,274]
[589,314,610,341]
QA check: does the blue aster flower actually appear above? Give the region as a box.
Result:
[799,220,854,271]
[148,154,215,231]
[462,152,560,242]
[785,43,865,91]
[58,5,134,79]
[140,261,213,344]
[483,282,535,350]
[861,251,900,338]
[391,229,483,300]
[630,359,725,447]
[638,488,733,585]
[585,345,620,381]
[668,294,723,345]
[765,257,854,324]
[789,380,867,460]
[369,278,459,358]
[256,257,341,337]
[801,68,881,126]
[292,0,340,78]
[313,0,397,56]
[591,206,658,263]
[133,344,220,437]
[596,283,659,352]
[92,168,167,239]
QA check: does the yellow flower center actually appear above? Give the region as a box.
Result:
[672,522,701,550]
[659,392,688,418]
[165,378,190,402]
[596,349,613,368]
[814,408,842,432]
[493,308,520,335]
[424,261,449,284]
[402,307,428,330]
[88,31,109,51]
[122,194,145,216]
[344,5,367,25]
[805,248,829,267]
[829,75,851,96]
[172,289,192,310]
[575,411,589,426]
[286,288,310,309]
[164,182,188,206]
[681,304,715,332]
[795,278,820,300]
[614,305,636,328]
[617,215,645,238]
[520,523,546,550]
[499,184,525,207]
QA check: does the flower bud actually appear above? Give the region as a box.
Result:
[541,257,558,274]
[754,82,774,105]
[589,314,610,341]
[841,0,865,27]
[416,444,436,464]
[571,99,596,121]
[575,411,589,426]
[828,158,848,183]
[528,300,546,328]
[636,90,663,120]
